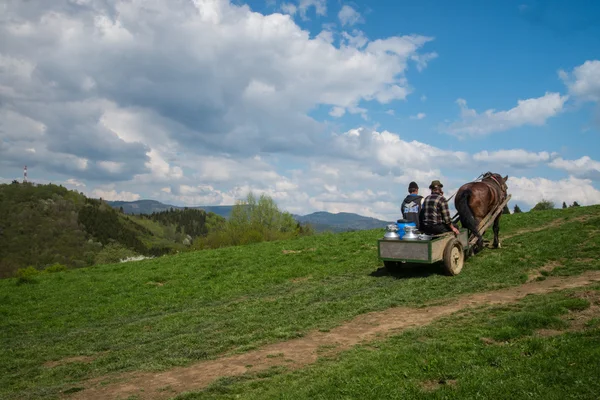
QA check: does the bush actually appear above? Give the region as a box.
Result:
[44,263,67,273]
[95,243,138,265]
[531,200,555,211]
[15,266,40,284]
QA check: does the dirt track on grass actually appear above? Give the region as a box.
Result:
[69,270,600,400]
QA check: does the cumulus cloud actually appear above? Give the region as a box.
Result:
[329,106,346,117]
[338,5,362,27]
[0,0,435,185]
[90,189,141,202]
[473,149,558,168]
[297,0,327,19]
[444,92,568,136]
[560,60,600,102]
[280,3,298,15]
[549,156,600,181]
[332,127,470,171]
[560,60,600,126]
[508,176,600,208]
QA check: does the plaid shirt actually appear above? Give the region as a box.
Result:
[421,193,452,226]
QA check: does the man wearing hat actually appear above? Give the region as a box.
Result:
[400,181,423,228]
[420,180,460,236]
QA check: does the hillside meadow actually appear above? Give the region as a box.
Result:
[1,205,599,399]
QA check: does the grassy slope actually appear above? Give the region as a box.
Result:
[1,206,599,399]
[181,285,600,400]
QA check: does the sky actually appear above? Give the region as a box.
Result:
[1,0,600,220]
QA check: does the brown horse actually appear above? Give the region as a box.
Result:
[454,172,508,253]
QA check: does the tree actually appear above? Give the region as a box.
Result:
[513,204,522,214]
[531,199,555,211]
[571,201,581,207]
[502,205,510,215]
[562,202,567,209]
[195,191,310,249]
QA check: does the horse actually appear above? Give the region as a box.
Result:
[454,172,508,253]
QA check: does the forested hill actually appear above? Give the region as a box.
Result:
[108,200,391,232]
[0,182,225,278]
[107,200,233,219]
[294,211,391,233]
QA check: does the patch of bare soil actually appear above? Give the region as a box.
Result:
[282,248,315,255]
[70,271,600,400]
[536,290,600,337]
[479,337,506,346]
[527,261,562,282]
[420,378,457,392]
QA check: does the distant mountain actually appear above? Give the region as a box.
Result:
[294,211,392,233]
[107,200,233,219]
[107,200,391,233]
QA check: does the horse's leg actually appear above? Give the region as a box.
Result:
[492,214,501,248]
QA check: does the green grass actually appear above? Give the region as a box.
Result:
[1,205,599,399]
[179,285,600,400]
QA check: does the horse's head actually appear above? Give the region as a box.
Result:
[482,172,508,194]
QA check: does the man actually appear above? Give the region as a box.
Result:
[400,181,423,228]
[420,180,460,236]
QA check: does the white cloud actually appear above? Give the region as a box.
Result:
[549,156,600,181]
[297,0,327,19]
[0,0,435,184]
[420,95,427,102]
[280,3,298,15]
[411,52,438,72]
[560,60,600,102]
[329,106,346,117]
[508,176,600,208]
[338,5,362,27]
[444,92,568,136]
[332,127,470,171]
[66,178,86,187]
[410,112,426,120]
[473,149,558,168]
[89,189,141,202]
[340,29,369,49]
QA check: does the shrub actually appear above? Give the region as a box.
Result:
[531,200,555,211]
[44,263,67,273]
[15,266,40,284]
[95,243,138,265]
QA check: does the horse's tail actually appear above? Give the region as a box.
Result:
[456,188,479,237]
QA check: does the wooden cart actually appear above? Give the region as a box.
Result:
[377,194,511,276]
[378,229,470,275]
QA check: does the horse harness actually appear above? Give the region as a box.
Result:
[481,172,507,203]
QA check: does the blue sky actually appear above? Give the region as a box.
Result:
[1,0,599,219]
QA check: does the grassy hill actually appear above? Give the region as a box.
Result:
[1,205,599,399]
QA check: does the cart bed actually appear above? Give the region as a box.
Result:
[378,229,469,264]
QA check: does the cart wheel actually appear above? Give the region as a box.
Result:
[443,238,464,276]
